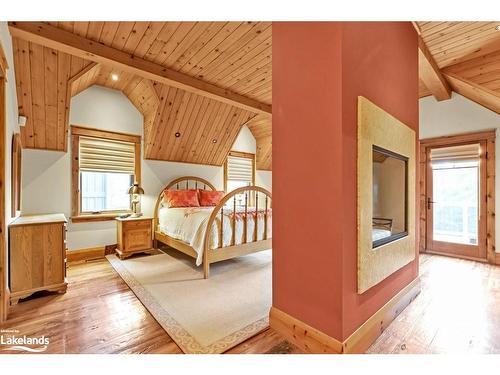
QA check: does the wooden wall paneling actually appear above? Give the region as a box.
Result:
[419,144,428,254]
[182,100,221,162]
[142,22,181,62]
[193,22,268,79]
[178,97,216,161]
[150,22,196,66]
[158,91,196,160]
[166,95,207,161]
[57,52,71,150]
[86,21,105,41]
[0,72,7,322]
[99,22,120,45]
[154,87,183,159]
[132,23,166,58]
[9,22,272,115]
[159,22,212,68]
[215,111,256,166]
[30,43,46,149]
[12,38,34,148]
[444,72,500,114]
[43,47,58,150]
[418,22,500,68]
[147,85,173,159]
[170,22,227,72]
[205,107,242,165]
[486,138,496,263]
[198,104,233,165]
[418,33,452,101]
[110,22,136,51]
[177,22,242,74]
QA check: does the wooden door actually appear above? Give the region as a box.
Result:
[425,141,487,260]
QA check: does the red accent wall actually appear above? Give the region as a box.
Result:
[273,22,419,342]
[273,22,345,340]
[340,22,419,338]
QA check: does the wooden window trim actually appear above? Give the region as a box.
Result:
[11,133,21,217]
[419,130,496,265]
[224,151,256,192]
[71,125,141,223]
[1,68,8,322]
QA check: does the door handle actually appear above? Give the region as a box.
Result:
[427,197,435,210]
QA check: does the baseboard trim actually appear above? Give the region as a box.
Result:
[67,247,106,264]
[270,277,421,354]
[269,306,343,353]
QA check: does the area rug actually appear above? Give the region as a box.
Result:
[106,249,271,354]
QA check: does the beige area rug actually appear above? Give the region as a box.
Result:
[106,249,272,354]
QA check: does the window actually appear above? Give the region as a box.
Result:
[224,151,255,193]
[71,126,141,222]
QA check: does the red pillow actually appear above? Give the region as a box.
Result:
[163,189,200,208]
[199,190,225,207]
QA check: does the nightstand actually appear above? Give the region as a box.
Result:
[115,216,154,260]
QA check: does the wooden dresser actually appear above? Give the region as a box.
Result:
[9,214,68,305]
[116,216,154,260]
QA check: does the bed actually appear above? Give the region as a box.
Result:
[153,176,272,278]
[372,217,393,242]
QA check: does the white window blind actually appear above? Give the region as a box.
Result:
[226,155,253,183]
[79,136,135,174]
[430,143,480,164]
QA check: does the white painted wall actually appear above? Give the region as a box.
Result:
[22,85,271,250]
[420,93,500,252]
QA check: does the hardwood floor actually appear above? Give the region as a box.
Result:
[0,253,498,354]
[367,254,500,354]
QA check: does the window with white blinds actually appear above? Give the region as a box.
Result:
[71,126,141,218]
[225,152,255,192]
[79,136,136,174]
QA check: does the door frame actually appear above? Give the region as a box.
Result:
[419,130,496,264]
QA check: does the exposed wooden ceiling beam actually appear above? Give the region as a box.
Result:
[444,72,500,114]
[8,22,272,116]
[418,35,452,101]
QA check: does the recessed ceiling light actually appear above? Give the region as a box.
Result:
[496,25,500,31]
[175,132,181,138]
[111,73,119,81]
[212,139,217,144]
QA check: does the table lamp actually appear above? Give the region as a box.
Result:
[128,183,145,217]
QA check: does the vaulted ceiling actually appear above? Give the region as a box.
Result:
[416,21,500,113]
[9,22,272,170]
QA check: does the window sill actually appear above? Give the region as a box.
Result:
[71,213,130,223]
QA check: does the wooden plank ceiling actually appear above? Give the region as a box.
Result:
[417,21,500,114]
[10,22,272,169]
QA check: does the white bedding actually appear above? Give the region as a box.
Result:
[159,206,272,266]
[372,228,391,242]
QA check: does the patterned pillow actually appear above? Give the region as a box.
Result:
[199,190,225,207]
[163,189,200,208]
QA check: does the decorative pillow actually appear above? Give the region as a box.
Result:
[199,190,225,207]
[163,189,200,208]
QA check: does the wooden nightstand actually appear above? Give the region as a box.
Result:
[115,216,155,260]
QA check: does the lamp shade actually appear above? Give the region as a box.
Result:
[128,183,145,195]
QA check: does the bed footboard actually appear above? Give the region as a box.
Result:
[202,186,272,278]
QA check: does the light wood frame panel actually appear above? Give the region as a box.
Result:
[11,133,22,217]
[71,125,142,223]
[357,96,416,294]
[8,22,272,116]
[0,44,8,322]
[223,150,256,192]
[153,177,272,278]
[419,130,496,264]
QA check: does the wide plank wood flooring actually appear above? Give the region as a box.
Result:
[0,253,498,354]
